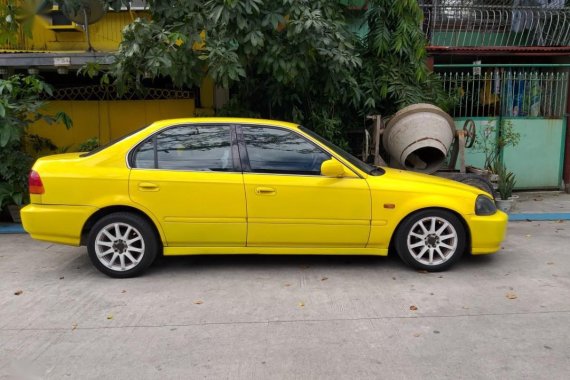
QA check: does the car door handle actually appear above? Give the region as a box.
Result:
[255,187,276,195]
[138,182,160,191]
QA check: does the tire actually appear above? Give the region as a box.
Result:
[87,212,159,278]
[395,209,466,272]
[451,173,496,198]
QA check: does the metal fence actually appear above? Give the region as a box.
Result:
[40,85,196,101]
[438,69,568,118]
[420,1,570,47]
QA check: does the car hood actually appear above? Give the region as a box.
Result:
[368,167,487,197]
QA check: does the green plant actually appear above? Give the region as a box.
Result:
[77,137,100,152]
[0,182,23,207]
[0,75,72,147]
[359,0,457,116]
[0,74,72,208]
[0,144,33,203]
[494,161,517,200]
[473,119,521,171]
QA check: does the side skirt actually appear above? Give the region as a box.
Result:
[163,247,389,256]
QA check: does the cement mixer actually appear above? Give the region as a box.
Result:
[363,103,495,196]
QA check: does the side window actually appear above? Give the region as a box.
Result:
[134,139,155,169]
[242,126,330,175]
[133,125,233,171]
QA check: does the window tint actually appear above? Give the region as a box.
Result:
[134,139,155,169]
[133,125,233,171]
[242,126,330,175]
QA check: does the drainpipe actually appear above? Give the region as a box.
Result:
[562,81,570,193]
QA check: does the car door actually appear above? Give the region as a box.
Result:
[238,124,371,248]
[129,124,246,247]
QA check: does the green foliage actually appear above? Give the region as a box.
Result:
[77,137,100,152]
[494,161,516,200]
[0,74,73,207]
[82,0,453,146]
[359,0,453,116]
[0,182,23,207]
[0,75,73,148]
[0,144,33,204]
[27,133,57,153]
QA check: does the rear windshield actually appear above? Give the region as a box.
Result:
[80,126,148,157]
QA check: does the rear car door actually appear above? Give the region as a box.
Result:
[129,124,246,247]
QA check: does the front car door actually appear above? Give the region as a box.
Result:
[129,124,246,247]
[238,124,371,248]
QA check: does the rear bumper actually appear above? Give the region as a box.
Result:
[21,204,97,246]
[466,210,509,254]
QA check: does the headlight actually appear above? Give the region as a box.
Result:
[475,195,497,215]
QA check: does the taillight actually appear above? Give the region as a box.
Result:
[29,170,45,194]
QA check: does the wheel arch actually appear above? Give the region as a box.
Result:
[388,207,472,255]
[80,205,165,246]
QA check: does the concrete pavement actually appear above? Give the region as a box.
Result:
[1,219,569,379]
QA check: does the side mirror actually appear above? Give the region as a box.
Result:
[321,158,345,178]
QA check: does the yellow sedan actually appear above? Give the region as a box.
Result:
[22,118,507,277]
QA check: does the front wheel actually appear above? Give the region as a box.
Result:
[87,212,159,278]
[395,209,466,272]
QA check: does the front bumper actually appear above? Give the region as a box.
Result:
[466,210,509,254]
[21,204,97,246]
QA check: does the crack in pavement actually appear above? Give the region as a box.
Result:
[2,309,570,332]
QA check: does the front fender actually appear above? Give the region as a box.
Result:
[367,192,475,249]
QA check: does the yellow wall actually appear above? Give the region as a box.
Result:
[5,11,146,52]
[29,99,197,149]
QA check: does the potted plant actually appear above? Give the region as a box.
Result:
[494,162,517,213]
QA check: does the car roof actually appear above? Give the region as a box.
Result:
[150,117,300,130]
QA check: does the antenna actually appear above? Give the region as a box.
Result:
[62,0,107,52]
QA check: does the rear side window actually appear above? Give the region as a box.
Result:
[132,125,233,171]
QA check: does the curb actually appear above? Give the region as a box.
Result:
[509,213,570,221]
[0,224,26,234]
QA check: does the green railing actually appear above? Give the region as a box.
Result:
[437,68,568,118]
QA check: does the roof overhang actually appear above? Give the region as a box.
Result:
[0,51,114,68]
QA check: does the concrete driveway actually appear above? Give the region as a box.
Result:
[1,220,569,379]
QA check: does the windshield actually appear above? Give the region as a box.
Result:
[300,126,384,176]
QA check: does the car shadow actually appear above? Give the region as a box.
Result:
[149,252,405,275]
[57,247,500,278]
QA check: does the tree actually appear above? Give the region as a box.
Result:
[360,0,455,116]
[99,0,363,143]
[103,1,453,143]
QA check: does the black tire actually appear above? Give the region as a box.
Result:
[87,212,159,278]
[395,209,466,272]
[451,173,496,198]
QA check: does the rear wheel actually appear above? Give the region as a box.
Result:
[87,212,158,278]
[395,209,466,272]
